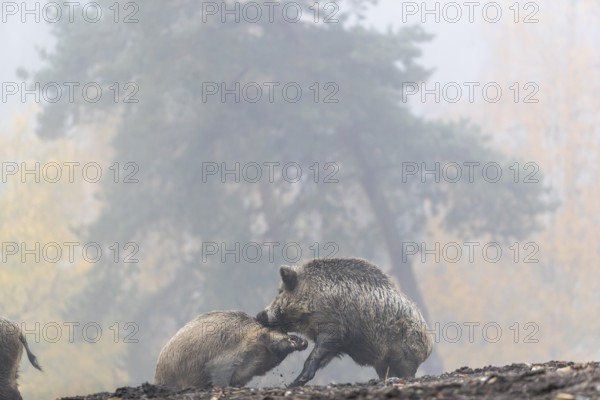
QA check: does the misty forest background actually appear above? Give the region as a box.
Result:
[1,0,600,398]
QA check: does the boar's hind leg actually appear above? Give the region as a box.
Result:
[375,357,418,380]
[288,338,339,387]
[208,361,236,388]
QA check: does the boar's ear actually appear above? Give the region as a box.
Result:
[280,266,298,291]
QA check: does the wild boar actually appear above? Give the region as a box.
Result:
[154,311,307,388]
[256,258,433,386]
[0,317,43,400]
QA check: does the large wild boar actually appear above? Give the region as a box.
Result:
[256,258,433,387]
[154,311,307,388]
[0,317,43,400]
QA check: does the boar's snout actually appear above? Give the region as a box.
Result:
[256,310,269,326]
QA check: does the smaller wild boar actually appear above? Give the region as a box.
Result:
[154,311,308,388]
[0,317,43,400]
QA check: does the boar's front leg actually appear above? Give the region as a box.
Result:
[288,335,340,387]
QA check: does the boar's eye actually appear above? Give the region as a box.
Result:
[278,288,283,294]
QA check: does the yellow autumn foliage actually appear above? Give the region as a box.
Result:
[0,108,130,399]
[420,0,600,372]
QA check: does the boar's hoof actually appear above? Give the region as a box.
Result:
[287,377,308,388]
[288,335,308,350]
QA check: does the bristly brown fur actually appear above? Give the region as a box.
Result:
[257,258,433,387]
[0,317,42,400]
[154,311,307,388]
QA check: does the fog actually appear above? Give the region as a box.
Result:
[1,0,599,398]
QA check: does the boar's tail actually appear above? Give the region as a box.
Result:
[19,333,43,371]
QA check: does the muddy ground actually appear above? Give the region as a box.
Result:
[59,361,600,400]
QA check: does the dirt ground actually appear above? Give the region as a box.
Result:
[58,361,600,400]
